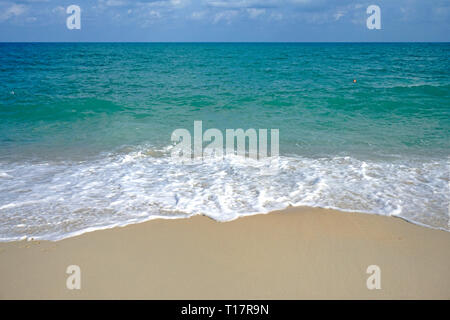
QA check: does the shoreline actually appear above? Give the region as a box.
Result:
[0,206,449,299]
[2,205,448,243]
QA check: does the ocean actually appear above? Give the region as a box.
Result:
[0,42,449,241]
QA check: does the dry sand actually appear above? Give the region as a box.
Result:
[0,206,449,299]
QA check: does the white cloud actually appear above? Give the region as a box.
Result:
[0,3,27,22]
[149,10,161,18]
[289,0,311,4]
[333,11,344,21]
[137,0,189,9]
[170,0,190,8]
[206,0,278,9]
[51,6,65,15]
[269,12,282,21]
[105,0,128,7]
[247,8,265,19]
[213,10,238,24]
[191,11,206,20]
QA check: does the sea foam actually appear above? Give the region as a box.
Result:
[0,146,448,241]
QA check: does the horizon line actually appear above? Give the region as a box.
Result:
[1,41,449,44]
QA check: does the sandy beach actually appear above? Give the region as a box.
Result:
[0,206,449,299]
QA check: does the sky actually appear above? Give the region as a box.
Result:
[0,0,449,42]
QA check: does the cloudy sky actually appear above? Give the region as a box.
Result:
[0,0,449,41]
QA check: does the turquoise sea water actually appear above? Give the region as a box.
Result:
[0,43,449,240]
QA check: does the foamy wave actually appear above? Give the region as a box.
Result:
[0,147,448,241]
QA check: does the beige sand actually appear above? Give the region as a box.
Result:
[0,206,449,299]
